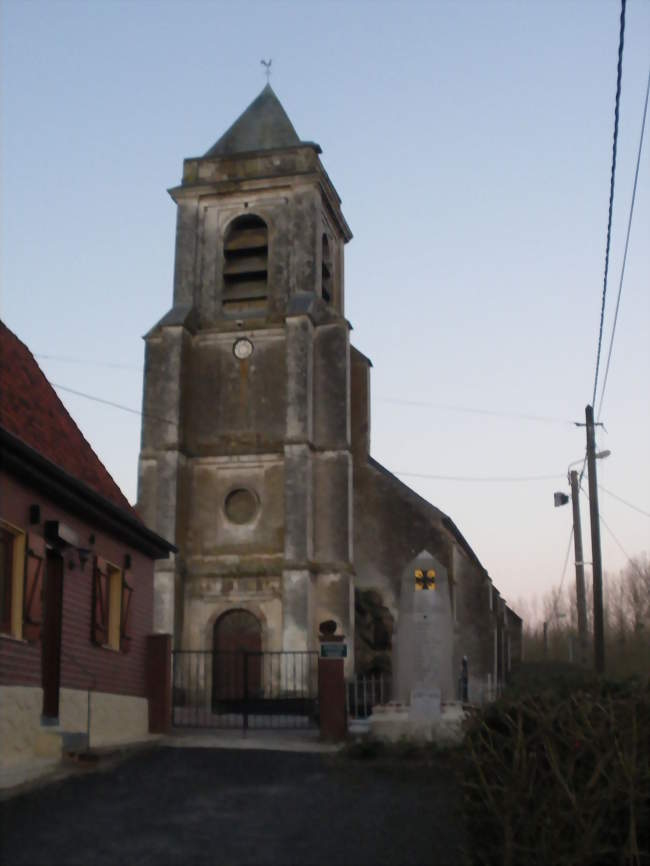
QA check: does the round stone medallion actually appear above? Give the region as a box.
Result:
[224,488,258,524]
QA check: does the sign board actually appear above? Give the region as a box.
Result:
[409,687,442,721]
[320,642,348,659]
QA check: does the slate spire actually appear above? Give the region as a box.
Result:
[204,84,302,157]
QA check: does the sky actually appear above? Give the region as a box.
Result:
[1,0,649,618]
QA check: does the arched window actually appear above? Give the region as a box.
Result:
[321,234,332,304]
[223,214,268,312]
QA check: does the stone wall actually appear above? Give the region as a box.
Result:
[0,685,154,766]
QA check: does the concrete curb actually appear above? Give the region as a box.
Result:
[162,729,343,754]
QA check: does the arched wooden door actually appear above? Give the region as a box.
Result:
[212,609,262,706]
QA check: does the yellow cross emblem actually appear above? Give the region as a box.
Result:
[414,568,436,590]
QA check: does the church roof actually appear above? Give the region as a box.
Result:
[204,85,308,157]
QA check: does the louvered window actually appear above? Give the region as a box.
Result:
[321,234,332,304]
[223,214,268,313]
[92,557,132,652]
[0,523,27,638]
[23,532,44,642]
[0,528,14,635]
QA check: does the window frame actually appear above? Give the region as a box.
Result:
[222,213,269,311]
[0,521,27,640]
[92,556,133,653]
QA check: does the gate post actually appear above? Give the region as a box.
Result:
[318,622,347,741]
[147,633,172,734]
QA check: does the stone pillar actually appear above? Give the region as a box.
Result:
[285,316,313,442]
[138,324,189,638]
[282,569,311,651]
[146,633,172,734]
[318,628,347,741]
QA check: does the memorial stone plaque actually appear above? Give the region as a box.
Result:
[410,687,442,721]
[393,550,454,708]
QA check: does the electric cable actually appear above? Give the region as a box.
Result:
[52,383,178,427]
[35,354,140,371]
[52,383,564,483]
[393,470,562,483]
[592,0,627,408]
[598,484,650,518]
[598,512,647,581]
[39,361,573,426]
[597,64,650,420]
[376,397,571,425]
[579,486,645,579]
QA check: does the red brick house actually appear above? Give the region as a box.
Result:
[0,321,174,765]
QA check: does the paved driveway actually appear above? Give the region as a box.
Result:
[0,746,464,866]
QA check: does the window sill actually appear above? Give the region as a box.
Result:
[99,643,122,654]
[0,632,28,644]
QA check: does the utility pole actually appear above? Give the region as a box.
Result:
[569,470,589,666]
[585,404,605,674]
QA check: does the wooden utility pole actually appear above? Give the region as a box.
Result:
[569,470,589,666]
[585,405,605,674]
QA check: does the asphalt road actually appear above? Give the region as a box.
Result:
[0,747,464,866]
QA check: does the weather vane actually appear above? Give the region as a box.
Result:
[260,59,272,83]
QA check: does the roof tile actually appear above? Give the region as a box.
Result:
[0,320,137,516]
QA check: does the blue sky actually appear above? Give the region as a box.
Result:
[2,0,649,616]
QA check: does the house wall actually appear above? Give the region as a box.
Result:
[0,470,157,764]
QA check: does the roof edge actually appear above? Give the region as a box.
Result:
[365,456,488,575]
[0,427,176,558]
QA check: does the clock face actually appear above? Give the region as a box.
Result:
[233,338,253,360]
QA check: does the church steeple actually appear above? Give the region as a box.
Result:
[139,85,356,664]
[204,85,307,157]
[167,86,351,326]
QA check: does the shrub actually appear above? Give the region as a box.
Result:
[461,677,649,866]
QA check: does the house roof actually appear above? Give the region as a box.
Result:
[204,84,305,157]
[0,320,135,515]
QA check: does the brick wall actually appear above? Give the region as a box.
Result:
[0,471,155,699]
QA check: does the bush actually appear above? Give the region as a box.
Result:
[461,677,649,866]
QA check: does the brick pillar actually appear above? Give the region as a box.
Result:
[147,633,172,734]
[318,631,347,741]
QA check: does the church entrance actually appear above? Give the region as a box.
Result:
[212,609,262,703]
[171,609,319,730]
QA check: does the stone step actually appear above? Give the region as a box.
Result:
[34,730,89,759]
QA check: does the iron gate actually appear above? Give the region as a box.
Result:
[172,650,319,730]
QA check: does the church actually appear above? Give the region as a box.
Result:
[137,85,521,703]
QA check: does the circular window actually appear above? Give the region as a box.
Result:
[224,488,259,524]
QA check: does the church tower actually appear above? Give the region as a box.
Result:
[137,86,354,662]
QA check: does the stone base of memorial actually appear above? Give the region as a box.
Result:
[368,700,467,745]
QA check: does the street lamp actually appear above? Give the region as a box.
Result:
[553,449,611,669]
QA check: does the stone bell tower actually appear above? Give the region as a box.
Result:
[137,85,354,661]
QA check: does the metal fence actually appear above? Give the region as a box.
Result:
[172,650,319,730]
[346,673,392,720]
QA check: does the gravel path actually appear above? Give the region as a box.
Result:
[0,746,464,866]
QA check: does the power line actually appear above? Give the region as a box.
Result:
[597,64,650,420]
[598,512,646,581]
[38,358,573,426]
[598,484,650,519]
[376,397,571,425]
[52,383,178,427]
[36,354,140,371]
[592,0,627,408]
[393,470,562,483]
[579,486,645,579]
